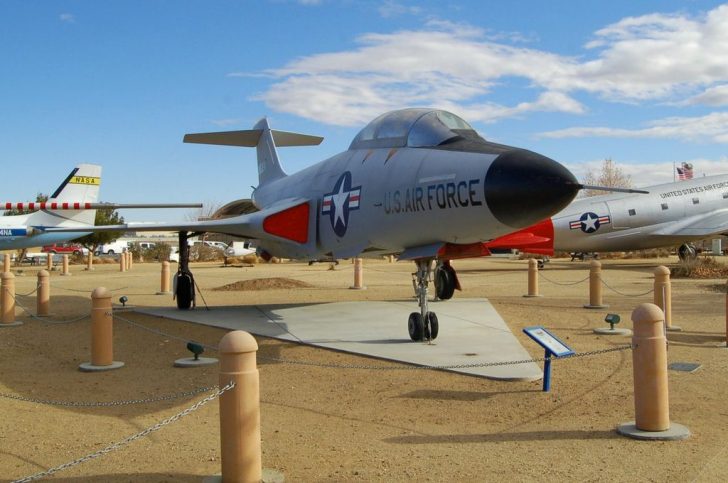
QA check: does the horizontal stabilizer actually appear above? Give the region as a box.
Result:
[184,129,323,147]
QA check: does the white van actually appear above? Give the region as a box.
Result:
[95,240,130,255]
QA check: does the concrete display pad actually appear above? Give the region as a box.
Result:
[174,357,219,368]
[593,327,632,336]
[137,299,543,381]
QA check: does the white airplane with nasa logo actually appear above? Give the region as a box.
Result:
[482,173,728,263]
[50,108,634,341]
[1,164,201,251]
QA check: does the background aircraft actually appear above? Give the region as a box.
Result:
[1,164,201,251]
[479,174,728,265]
[49,108,582,341]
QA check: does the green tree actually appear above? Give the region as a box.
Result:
[75,208,125,254]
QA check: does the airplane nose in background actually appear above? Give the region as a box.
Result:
[484,149,579,228]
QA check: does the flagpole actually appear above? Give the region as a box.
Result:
[673,161,676,182]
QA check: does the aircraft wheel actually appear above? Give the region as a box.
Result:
[408,312,424,341]
[435,265,456,300]
[678,244,697,262]
[175,272,194,310]
[427,312,439,340]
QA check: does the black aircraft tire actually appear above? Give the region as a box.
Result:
[427,312,439,340]
[176,273,193,310]
[435,266,456,300]
[408,312,424,341]
[678,244,697,262]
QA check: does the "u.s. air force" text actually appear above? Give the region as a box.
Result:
[384,179,482,214]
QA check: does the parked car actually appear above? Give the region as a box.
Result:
[95,240,130,255]
[41,243,87,255]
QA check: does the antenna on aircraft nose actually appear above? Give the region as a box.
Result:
[578,184,649,194]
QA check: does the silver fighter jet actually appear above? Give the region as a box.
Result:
[49,108,581,341]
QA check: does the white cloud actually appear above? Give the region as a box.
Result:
[59,13,75,23]
[246,4,728,127]
[254,22,582,125]
[540,112,728,144]
[378,1,422,19]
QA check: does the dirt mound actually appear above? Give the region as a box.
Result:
[213,277,312,291]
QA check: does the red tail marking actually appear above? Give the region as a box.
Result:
[263,202,309,244]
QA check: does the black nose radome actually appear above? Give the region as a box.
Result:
[485,149,579,228]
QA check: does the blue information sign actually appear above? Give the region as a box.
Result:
[523,326,574,392]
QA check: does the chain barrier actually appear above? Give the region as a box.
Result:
[537,271,590,286]
[597,275,654,297]
[112,313,219,352]
[11,381,234,483]
[6,289,89,324]
[49,282,129,293]
[11,283,41,297]
[258,345,632,370]
[0,384,217,407]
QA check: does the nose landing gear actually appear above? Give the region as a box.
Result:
[409,258,439,342]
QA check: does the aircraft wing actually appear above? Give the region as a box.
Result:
[44,197,314,246]
[653,208,728,237]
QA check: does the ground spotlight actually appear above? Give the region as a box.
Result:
[187,341,205,361]
[119,295,128,307]
[605,313,620,330]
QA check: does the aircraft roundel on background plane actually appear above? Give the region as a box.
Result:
[49,108,584,341]
[486,174,728,262]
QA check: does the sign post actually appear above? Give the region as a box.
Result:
[523,326,574,392]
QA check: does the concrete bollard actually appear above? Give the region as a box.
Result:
[1,272,21,326]
[79,287,124,371]
[36,270,50,317]
[120,252,127,272]
[217,330,262,483]
[86,251,94,271]
[157,261,172,295]
[617,303,690,440]
[350,257,365,290]
[584,260,608,309]
[654,265,678,331]
[3,253,10,273]
[61,254,70,276]
[523,258,542,297]
[127,251,133,270]
[46,252,53,271]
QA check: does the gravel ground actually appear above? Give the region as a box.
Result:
[1,256,727,482]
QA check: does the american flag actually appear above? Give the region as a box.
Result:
[677,163,693,180]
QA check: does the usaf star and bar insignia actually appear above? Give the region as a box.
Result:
[569,212,611,233]
[322,171,361,237]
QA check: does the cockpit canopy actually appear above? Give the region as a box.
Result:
[349,108,480,150]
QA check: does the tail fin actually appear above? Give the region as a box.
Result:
[183,119,323,187]
[39,164,101,226]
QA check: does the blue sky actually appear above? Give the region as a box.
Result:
[3,0,728,222]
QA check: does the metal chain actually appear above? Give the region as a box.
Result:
[597,275,654,297]
[11,283,41,297]
[11,382,234,483]
[49,283,129,293]
[112,313,219,352]
[6,290,89,324]
[258,344,632,370]
[537,271,590,286]
[0,384,217,407]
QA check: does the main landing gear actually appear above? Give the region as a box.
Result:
[433,260,459,301]
[409,258,439,342]
[678,243,698,262]
[175,231,196,310]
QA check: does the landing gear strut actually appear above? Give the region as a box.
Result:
[409,258,439,341]
[678,243,697,262]
[175,231,196,310]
